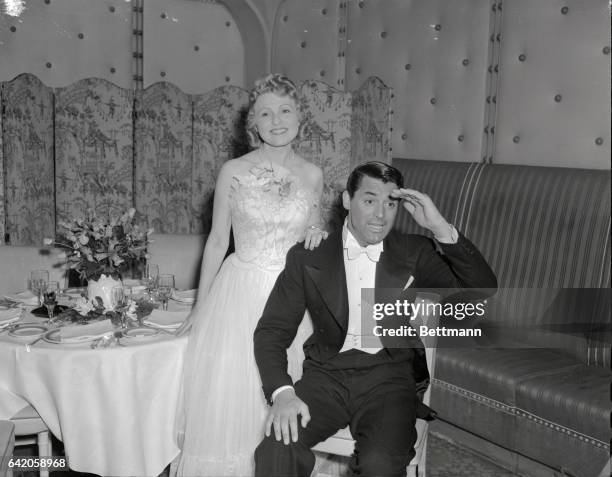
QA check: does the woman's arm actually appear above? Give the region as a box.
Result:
[194,162,235,304]
[303,166,327,250]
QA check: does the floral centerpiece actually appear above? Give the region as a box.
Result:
[45,208,152,309]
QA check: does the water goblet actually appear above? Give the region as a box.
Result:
[144,263,159,300]
[157,274,175,311]
[30,270,49,306]
[43,281,59,326]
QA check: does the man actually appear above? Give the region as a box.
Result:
[254,161,497,476]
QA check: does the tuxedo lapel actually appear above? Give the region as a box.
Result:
[305,231,349,331]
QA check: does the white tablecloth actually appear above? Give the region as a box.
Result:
[0,307,189,477]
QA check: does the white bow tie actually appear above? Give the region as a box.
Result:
[346,243,383,262]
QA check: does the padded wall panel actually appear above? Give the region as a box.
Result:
[345,0,491,162]
[493,0,611,168]
[1,74,55,246]
[271,0,342,86]
[143,0,245,93]
[0,0,132,88]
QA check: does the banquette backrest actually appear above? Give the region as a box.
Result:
[392,158,611,367]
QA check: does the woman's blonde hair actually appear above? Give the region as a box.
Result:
[246,73,303,148]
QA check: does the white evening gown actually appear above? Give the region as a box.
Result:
[175,163,314,476]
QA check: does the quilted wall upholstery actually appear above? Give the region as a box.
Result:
[492,0,611,168]
[1,74,55,246]
[0,0,133,89]
[0,75,390,244]
[270,0,611,169]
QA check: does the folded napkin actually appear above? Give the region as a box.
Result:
[144,310,188,329]
[3,290,38,306]
[0,308,22,326]
[59,319,114,343]
[172,289,196,304]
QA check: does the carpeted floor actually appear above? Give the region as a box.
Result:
[12,429,523,477]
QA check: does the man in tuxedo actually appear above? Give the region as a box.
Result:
[254,161,497,476]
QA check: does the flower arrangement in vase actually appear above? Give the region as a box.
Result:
[45,208,152,309]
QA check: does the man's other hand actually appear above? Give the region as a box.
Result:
[265,388,311,445]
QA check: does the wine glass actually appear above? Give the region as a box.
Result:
[30,270,49,306]
[157,274,175,311]
[43,281,59,326]
[144,263,159,299]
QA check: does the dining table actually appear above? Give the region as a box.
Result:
[0,288,194,477]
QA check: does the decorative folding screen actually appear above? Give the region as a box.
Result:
[0,75,391,245]
[1,73,54,246]
[54,78,134,223]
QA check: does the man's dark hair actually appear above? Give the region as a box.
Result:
[346,161,404,197]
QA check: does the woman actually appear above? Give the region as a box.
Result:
[174,74,325,476]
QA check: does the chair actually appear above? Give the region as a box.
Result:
[11,405,52,477]
[312,293,440,477]
[0,420,15,477]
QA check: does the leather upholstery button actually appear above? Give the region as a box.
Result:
[561,6,569,14]
[10,26,16,32]
[283,15,288,22]
[358,1,364,8]
[320,70,325,77]
[161,12,166,19]
[110,67,116,74]
[405,64,411,70]
[46,62,52,68]
[225,21,231,27]
[458,135,464,142]
[194,45,199,51]
[225,76,230,82]
[435,24,442,31]
[554,94,562,102]
[78,33,84,39]
[490,127,495,134]
[381,31,388,39]
[462,59,469,66]
[603,46,610,55]
[356,67,361,74]
[160,71,166,77]
[513,136,520,143]
[401,133,408,140]
[595,137,604,146]
[430,98,437,105]
[519,54,526,62]
[322,8,327,15]
[484,127,489,134]
[300,41,306,48]
[109,6,115,12]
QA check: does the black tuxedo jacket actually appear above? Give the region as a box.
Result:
[254,228,497,404]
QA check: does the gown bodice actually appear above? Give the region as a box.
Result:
[229,163,313,270]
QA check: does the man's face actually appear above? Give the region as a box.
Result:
[342,175,400,246]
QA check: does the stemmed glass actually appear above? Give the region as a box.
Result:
[157,274,175,311]
[43,281,59,326]
[30,270,49,306]
[144,264,159,300]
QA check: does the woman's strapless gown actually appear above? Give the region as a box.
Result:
[175,163,314,476]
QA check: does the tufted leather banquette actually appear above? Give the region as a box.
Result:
[392,158,611,477]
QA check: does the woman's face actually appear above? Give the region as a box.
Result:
[253,92,300,147]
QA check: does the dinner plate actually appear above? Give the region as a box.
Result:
[42,328,107,345]
[172,289,196,304]
[8,323,48,338]
[122,327,160,339]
